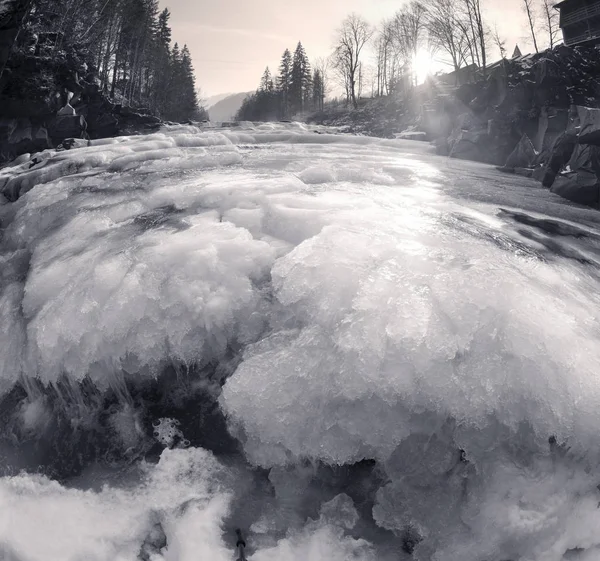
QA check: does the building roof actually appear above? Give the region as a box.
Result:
[553,0,600,7]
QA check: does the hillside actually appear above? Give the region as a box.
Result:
[208,92,252,122]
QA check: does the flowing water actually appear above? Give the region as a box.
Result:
[1,122,600,561]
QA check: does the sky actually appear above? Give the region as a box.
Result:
[160,0,540,98]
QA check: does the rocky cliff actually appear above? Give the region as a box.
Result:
[428,45,600,208]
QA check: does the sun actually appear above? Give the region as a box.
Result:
[413,49,435,85]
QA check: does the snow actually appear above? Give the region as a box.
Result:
[2,122,600,560]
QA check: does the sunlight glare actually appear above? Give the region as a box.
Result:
[413,49,434,85]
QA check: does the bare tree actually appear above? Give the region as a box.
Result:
[540,0,561,49]
[332,13,373,109]
[491,24,507,59]
[374,22,393,96]
[522,0,539,53]
[426,0,470,78]
[389,1,428,86]
[463,0,487,75]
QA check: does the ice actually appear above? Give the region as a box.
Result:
[2,122,600,559]
[0,448,234,561]
[251,493,374,561]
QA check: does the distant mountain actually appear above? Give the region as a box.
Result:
[207,92,252,122]
[204,93,234,109]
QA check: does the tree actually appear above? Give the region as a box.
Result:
[290,41,311,114]
[522,0,539,53]
[0,0,34,81]
[491,24,507,59]
[277,48,292,118]
[390,1,427,77]
[462,0,487,76]
[312,68,324,111]
[177,44,200,119]
[8,0,203,121]
[260,66,274,92]
[426,0,470,79]
[313,57,330,105]
[540,0,561,49]
[332,13,373,109]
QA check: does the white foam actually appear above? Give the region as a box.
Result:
[0,448,233,561]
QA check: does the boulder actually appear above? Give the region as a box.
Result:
[31,124,51,151]
[548,143,600,207]
[449,128,491,163]
[433,136,450,157]
[540,132,578,188]
[57,103,77,116]
[504,133,537,170]
[534,107,569,153]
[576,106,600,145]
[551,171,600,207]
[117,111,162,135]
[47,114,87,141]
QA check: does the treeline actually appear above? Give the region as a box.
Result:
[13,0,206,121]
[337,0,560,104]
[242,0,562,115]
[236,42,326,122]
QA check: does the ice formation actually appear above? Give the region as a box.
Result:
[1,122,600,560]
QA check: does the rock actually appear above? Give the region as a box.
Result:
[433,136,449,156]
[449,128,491,163]
[57,103,76,116]
[532,165,547,182]
[576,106,600,145]
[548,143,600,207]
[456,112,486,131]
[534,107,569,153]
[540,132,577,187]
[551,171,600,207]
[117,110,162,136]
[514,167,534,178]
[47,114,87,141]
[58,137,89,150]
[86,111,118,138]
[568,143,600,173]
[504,134,537,169]
[7,117,31,145]
[31,124,51,151]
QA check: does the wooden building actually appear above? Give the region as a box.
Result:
[555,0,600,46]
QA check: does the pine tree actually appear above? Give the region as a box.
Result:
[9,0,206,123]
[290,42,311,115]
[152,8,173,115]
[260,67,274,92]
[277,49,292,119]
[312,68,324,112]
[178,45,199,119]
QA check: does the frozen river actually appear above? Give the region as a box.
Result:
[1,122,600,561]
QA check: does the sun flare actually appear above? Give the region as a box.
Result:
[413,49,435,85]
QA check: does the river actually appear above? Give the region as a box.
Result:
[1,122,600,561]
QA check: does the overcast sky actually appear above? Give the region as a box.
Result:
[160,0,540,97]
